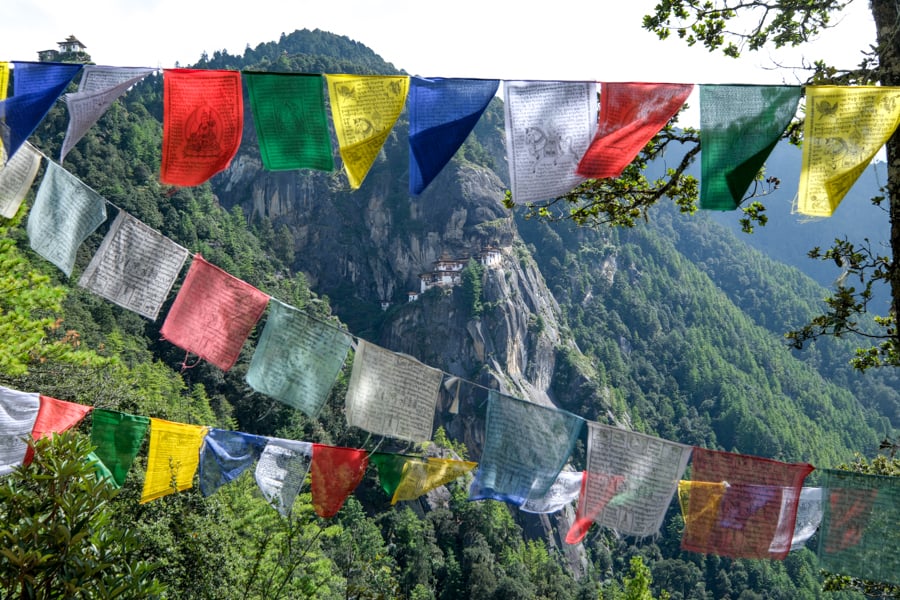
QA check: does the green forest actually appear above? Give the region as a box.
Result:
[1,28,898,599]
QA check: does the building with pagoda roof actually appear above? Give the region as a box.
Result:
[38,35,91,63]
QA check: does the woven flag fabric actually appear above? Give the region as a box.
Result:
[678,481,727,544]
[370,452,409,498]
[504,80,597,204]
[817,469,900,586]
[244,72,333,171]
[577,82,692,180]
[1,62,82,161]
[310,444,368,518]
[60,66,154,161]
[700,85,801,210]
[520,469,584,514]
[408,77,499,195]
[567,422,692,542]
[0,386,40,476]
[344,339,443,442]
[199,428,268,496]
[26,160,107,276]
[681,448,814,559]
[245,299,351,416]
[0,141,41,218]
[799,86,900,216]
[23,395,92,465]
[325,74,409,189]
[392,457,477,504]
[0,62,8,100]
[79,211,189,320]
[160,254,270,371]
[90,409,149,488]
[140,418,207,503]
[786,487,823,551]
[470,391,583,506]
[255,437,313,516]
[160,69,243,186]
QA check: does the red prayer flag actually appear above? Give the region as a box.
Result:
[160,69,243,186]
[681,448,813,560]
[160,254,270,371]
[24,396,92,464]
[577,82,693,179]
[310,444,369,518]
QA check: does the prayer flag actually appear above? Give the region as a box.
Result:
[408,77,499,195]
[0,141,41,219]
[392,457,476,504]
[470,391,583,506]
[24,395,92,465]
[0,386,40,475]
[678,481,727,544]
[60,66,154,162]
[1,62,82,161]
[566,422,692,543]
[87,450,115,484]
[325,74,409,189]
[199,428,268,496]
[520,470,584,514]
[244,72,333,171]
[799,86,900,216]
[245,299,351,416]
[817,469,900,586]
[681,448,813,559]
[700,85,801,210]
[370,452,409,498]
[345,339,443,442]
[310,444,368,518]
[26,160,107,276]
[160,254,270,371]
[785,486,823,552]
[90,409,149,488]
[255,437,312,516]
[577,82,692,179]
[140,418,207,503]
[504,80,597,204]
[79,211,189,320]
[0,62,9,100]
[160,69,243,186]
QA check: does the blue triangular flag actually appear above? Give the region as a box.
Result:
[199,428,269,496]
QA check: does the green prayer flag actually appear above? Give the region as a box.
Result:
[90,409,150,488]
[86,450,115,485]
[244,72,334,171]
[700,85,801,210]
[370,452,412,497]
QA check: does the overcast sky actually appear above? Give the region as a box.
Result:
[1,0,878,124]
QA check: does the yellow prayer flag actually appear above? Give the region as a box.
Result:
[799,86,900,216]
[678,480,727,542]
[325,74,409,189]
[140,418,208,503]
[0,62,9,100]
[392,457,476,504]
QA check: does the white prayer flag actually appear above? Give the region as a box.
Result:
[0,386,40,475]
[255,438,313,517]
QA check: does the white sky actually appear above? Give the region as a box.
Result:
[1,0,878,124]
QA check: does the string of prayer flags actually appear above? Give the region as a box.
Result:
[79,211,190,320]
[799,86,900,216]
[24,395,92,464]
[817,469,900,586]
[0,141,41,218]
[370,452,409,498]
[310,443,369,518]
[566,422,692,543]
[255,437,313,516]
[160,69,243,186]
[199,428,268,496]
[140,418,208,503]
[470,390,583,506]
[520,469,584,515]
[680,448,814,560]
[344,339,443,442]
[160,254,270,371]
[391,457,477,504]
[0,386,40,476]
[90,409,150,488]
[788,487,823,552]
[244,72,334,172]
[503,80,597,204]
[407,77,499,195]
[26,160,107,276]
[577,82,693,180]
[700,85,801,210]
[245,299,351,417]
[0,62,83,161]
[325,74,409,189]
[60,66,155,162]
